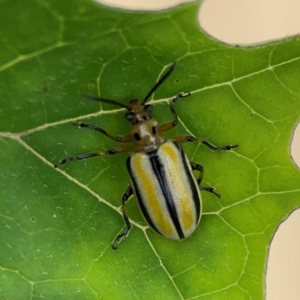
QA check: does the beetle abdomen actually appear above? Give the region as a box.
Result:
[127,140,201,240]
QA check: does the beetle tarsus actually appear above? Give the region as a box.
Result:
[171,92,191,104]
[200,186,221,198]
[112,227,131,250]
[202,140,238,151]
[54,153,102,168]
[226,144,238,150]
[54,158,69,168]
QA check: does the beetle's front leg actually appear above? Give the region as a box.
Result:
[158,92,191,132]
[190,161,220,198]
[112,185,134,249]
[172,135,238,151]
[73,122,134,143]
[54,145,134,168]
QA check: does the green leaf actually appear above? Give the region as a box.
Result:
[1,0,299,299]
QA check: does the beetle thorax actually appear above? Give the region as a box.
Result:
[130,119,165,152]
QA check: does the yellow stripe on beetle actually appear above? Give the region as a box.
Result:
[162,143,197,233]
[131,153,176,237]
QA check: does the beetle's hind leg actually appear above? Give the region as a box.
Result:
[190,161,221,198]
[112,185,134,249]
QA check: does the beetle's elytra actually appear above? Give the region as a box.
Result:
[55,62,238,249]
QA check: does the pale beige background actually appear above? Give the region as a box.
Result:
[97,1,300,299]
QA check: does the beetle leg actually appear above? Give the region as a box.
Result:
[190,161,220,198]
[112,185,134,249]
[172,135,238,151]
[73,122,134,143]
[190,161,204,185]
[158,92,191,132]
[54,144,134,168]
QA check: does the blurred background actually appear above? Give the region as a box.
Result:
[97,1,300,299]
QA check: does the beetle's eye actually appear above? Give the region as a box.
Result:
[144,105,153,113]
[134,133,141,141]
[152,126,157,135]
[125,112,134,121]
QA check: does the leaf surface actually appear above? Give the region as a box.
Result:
[0,0,300,299]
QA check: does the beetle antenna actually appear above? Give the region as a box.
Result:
[143,61,177,103]
[82,94,128,109]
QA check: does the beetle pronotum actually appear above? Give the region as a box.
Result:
[55,62,238,249]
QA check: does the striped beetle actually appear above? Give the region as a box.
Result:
[55,62,238,249]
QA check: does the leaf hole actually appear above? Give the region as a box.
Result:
[290,121,300,168]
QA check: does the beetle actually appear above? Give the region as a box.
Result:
[54,62,238,249]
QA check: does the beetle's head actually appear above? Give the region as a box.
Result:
[82,61,176,125]
[125,99,152,124]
